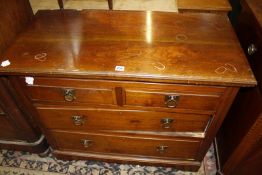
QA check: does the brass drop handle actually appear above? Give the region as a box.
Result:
[165,95,180,108]
[72,115,85,126]
[161,118,174,129]
[81,139,93,148]
[63,89,76,102]
[247,44,257,56]
[156,145,168,154]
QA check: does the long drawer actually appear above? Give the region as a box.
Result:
[23,77,225,111]
[51,131,201,159]
[37,107,212,132]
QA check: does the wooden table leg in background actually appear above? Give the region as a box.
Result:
[58,0,64,9]
[108,0,113,10]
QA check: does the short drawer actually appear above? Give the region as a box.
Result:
[24,77,116,105]
[123,84,225,111]
[37,107,212,132]
[51,131,201,159]
[22,77,224,111]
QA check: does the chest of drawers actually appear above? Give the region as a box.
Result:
[0,10,256,171]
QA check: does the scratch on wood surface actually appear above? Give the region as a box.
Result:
[225,63,238,72]
[126,48,142,58]
[215,63,238,75]
[22,52,29,56]
[152,62,166,71]
[34,53,47,61]
[176,34,188,41]
[71,69,80,72]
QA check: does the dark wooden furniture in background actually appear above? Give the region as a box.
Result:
[0,9,256,171]
[177,0,232,13]
[0,0,33,56]
[0,0,47,153]
[216,0,262,174]
[0,78,47,153]
[57,0,113,10]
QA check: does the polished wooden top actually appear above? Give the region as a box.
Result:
[177,0,231,13]
[0,10,256,86]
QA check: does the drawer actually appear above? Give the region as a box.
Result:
[123,84,224,111]
[24,78,117,105]
[37,107,212,132]
[51,131,201,159]
[23,77,224,111]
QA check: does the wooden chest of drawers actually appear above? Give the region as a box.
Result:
[0,10,256,171]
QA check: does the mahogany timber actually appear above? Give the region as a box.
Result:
[216,0,262,174]
[0,78,39,142]
[0,0,47,153]
[0,10,256,87]
[0,115,22,140]
[0,10,256,171]
[177,0,232,13]
[0,0,33,56]
[36,107,211,132]
[235,0,262,92]
[25,77,224,112]
[51,131,201,159]
[0,78,48,152]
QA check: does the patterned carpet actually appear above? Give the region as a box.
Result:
[0,145,216,175]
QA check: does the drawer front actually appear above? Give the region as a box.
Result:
[124,87,223,111]
[24,78,116,105]
[28,86,115,105]
[37,107,211,132]
[52,131,201,159]
[23,77,224,111]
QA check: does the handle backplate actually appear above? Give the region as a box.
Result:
[248,44,257,56]
[63,89,76,102]
[72,115,85,126]
[156,145,168,154]
[165,95,180,108]
[81,139,93,148]
[161,118,174,129]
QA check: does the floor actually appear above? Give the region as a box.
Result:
[0,1,216,174]
[0,145,216,174]
[29,0,178,13]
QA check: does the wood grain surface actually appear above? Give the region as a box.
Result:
[177,0,232,13]
[0,10,256,87]
[51,130,201,159]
